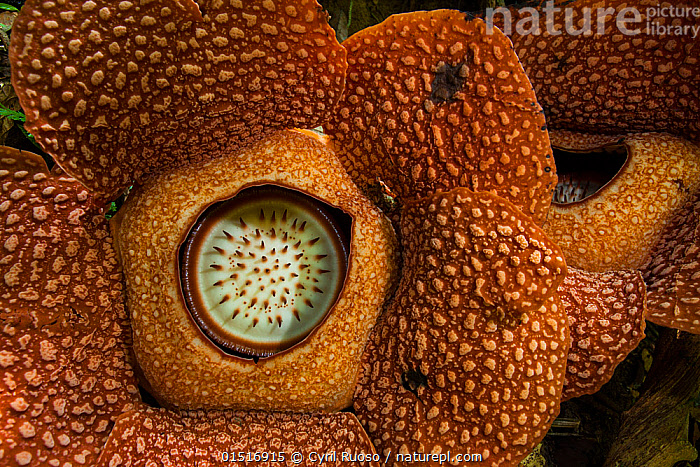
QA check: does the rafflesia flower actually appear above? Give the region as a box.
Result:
[0,1,660,466]
[496,0,700,336]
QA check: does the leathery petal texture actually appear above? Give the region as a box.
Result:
[325,10,557,225]
[95,406,380,467]
[112,130,399,412]
[2,0,674,464]
[559,268,647,400]
[499,0,700,144]
[643,192,700,334]
[0,148,140,467]
[11,0,347,200]
[354,188,569,466]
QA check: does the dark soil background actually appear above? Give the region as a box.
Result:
[319,0,510,42]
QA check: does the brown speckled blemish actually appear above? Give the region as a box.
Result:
[354,187,569,466]
[325,10,556,225]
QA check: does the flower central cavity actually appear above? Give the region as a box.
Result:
[181,185,351,358]
[552,145,628,204]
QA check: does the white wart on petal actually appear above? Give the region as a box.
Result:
[0,148,140,467]
[95,407,380,467]
[559,267,647,400]
[10,0,347,200]
[354,188,569,466]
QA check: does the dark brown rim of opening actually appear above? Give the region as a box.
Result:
[181,185,351,358]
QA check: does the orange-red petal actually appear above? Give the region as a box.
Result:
[354,188,569,466]
[500,0,700,143]
[0,148,140,466]
[559,268,647,400]
[11,0,347,200]
[643,193,700,334]
[326,10,556,224]
[95,407,380,467]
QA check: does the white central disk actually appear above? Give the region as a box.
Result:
[182,185,349,357]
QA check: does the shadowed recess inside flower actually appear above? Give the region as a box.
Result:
[543,131,700,273]
[552,145,627,204]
